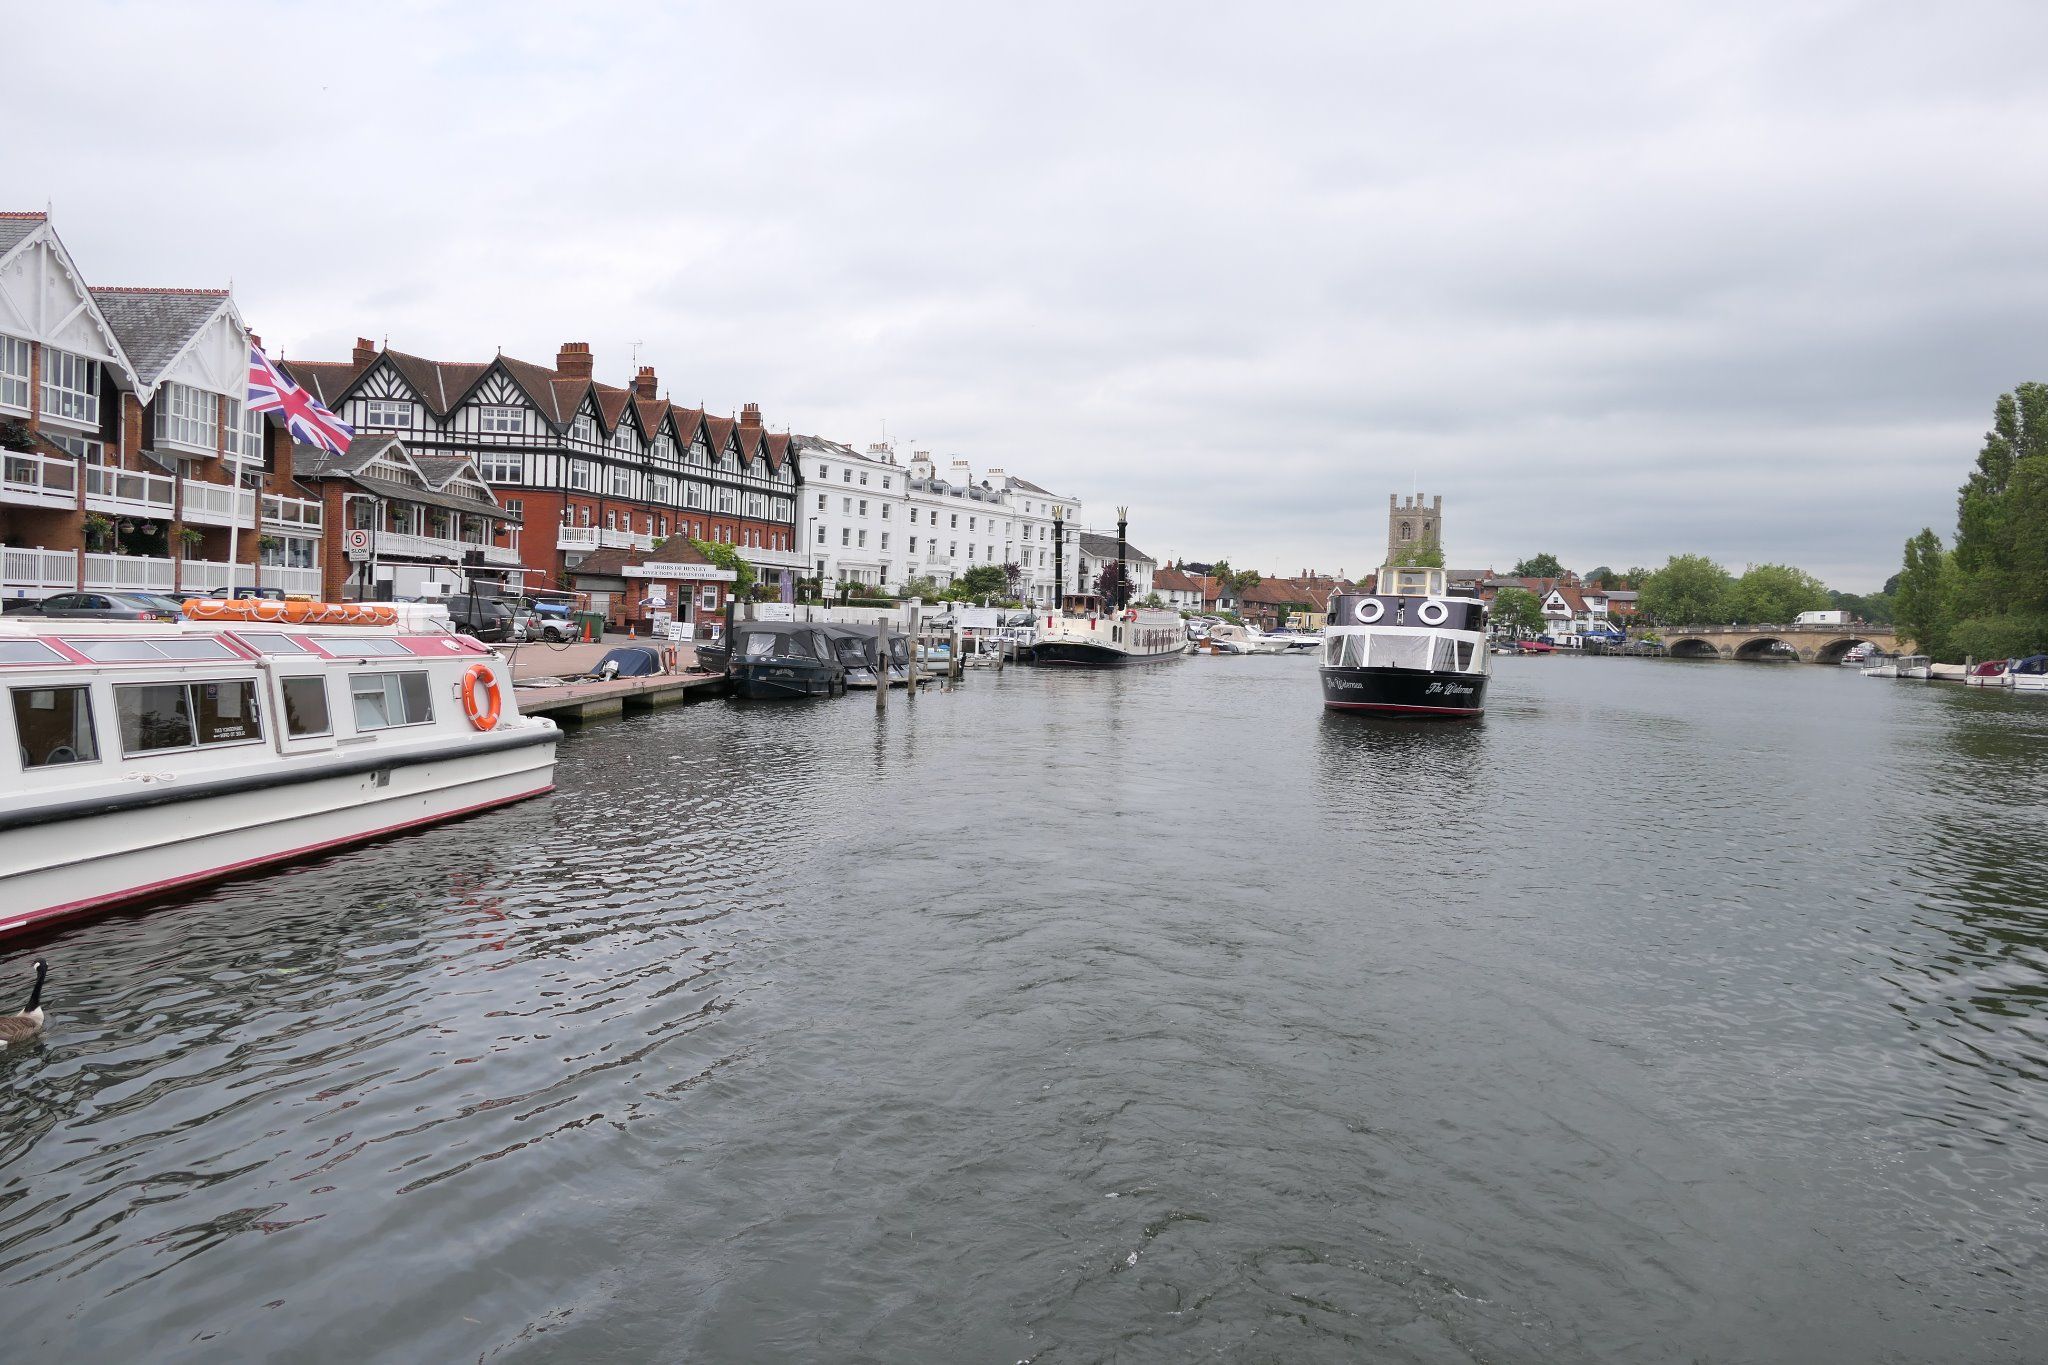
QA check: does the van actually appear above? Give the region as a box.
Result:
[1794,610,1848,626]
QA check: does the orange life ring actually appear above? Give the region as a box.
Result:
[460,662,503,731]
[1124,609,1138,623]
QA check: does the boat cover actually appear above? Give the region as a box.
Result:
[590,646,664,677]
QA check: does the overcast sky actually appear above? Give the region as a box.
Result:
[17,1,2048,589]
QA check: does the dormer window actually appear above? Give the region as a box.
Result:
[572,414,597,443]
[40,347,99,427]
[613,423,637,451]
[478,406,522,434]
[364,399,414,428]
[152,382,219,453]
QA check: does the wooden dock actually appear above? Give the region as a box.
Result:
[514,669,729,721]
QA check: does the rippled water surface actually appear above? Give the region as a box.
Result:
[4,656,2046,1363]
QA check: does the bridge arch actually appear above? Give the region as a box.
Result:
[1734,636,1798,662]
[1814,636,1873,665]
[1669,637,1722,659]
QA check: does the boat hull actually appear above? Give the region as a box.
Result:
[1319,665,1487,718]
[730,662,842,698]
[1025,641,1186,667]
[1,732,557,940]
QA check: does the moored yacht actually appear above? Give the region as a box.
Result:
[1025,594,1188,667]
[1319,563,1490,718]
[1,600,558,939]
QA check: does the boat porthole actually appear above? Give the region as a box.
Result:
[1354,599,1384,624]
[1418,600,1449,626]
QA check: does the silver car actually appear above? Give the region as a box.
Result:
[32,591,181,621]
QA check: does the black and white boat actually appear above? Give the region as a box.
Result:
[1319,564,1490,719]
[1024,593,1188,667]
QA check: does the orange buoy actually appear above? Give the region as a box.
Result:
[184,598,396,626]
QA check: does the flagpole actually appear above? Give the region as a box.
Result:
[226,456,243,597]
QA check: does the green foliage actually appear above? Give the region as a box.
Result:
[1208,559,1260,595]
[1828,589,1893,625]
[956,564,1009,599]
[1639,554,1734,625]
[1386,539,1445,568]
[1728,563,1831,623]
[1622,566,1652,588]
[1894,529,1954,657]
[1491,585,1546,636]
[1513,552,1566,578]
[687,538,756,596]
[1949,614,2048,662]
[1584,565,1615,586]
[1138,593,1165,608]
[897,575,941,601]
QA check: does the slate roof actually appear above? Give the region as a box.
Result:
[1075,531,1157,565]
[0,211,45,259]
[292,434,517,520]
[88,287,230,387]
[1152,567,1207,594]
[568,535,718,581]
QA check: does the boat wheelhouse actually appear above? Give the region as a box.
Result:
[1319,564,1490,718]
[1,605,558,938]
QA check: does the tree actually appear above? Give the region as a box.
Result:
[1622,566,1653,589]
[689,538,756,596]
[1138,592,1165,609]
[1093,562,1132,606]
[956,564,1009,600]
[1386,539,1445,568]
[1513,552,1566,578]
[1728,563,1831,623]
[1491,585,1545,636]
[1209,559,1260,596]
[898,575,941,601]
[1584,565,1614,587]
[1894,529,1953,657]
[1639,554,1734,625]
[1001,561,1024,596]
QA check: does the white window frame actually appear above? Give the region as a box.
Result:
[573,414,597,444]
[153,382,220,454]
[565,459,594,491]
[477,405,523,434]
[363,398,414,428]
[0,335,28,413]
[478,451,525,483]
[40,346,100,427]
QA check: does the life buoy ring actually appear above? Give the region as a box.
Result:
[1353,599,1385,624]
[1125,609,1138,623]
[1417,599,1449,626]
[460,662,502,731]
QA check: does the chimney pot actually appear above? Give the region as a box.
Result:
[352,336,377,367]
[633,366,658,400]
[739,402,762,430]
[557,342,594,379]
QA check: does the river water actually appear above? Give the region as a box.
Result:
[2,655,2045,1363]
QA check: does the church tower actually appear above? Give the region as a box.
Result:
[1387,493,1443,563]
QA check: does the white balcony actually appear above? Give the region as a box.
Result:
[1,451,77,510]
[373,529,521,567]
[2,545,77,596]
[177,478,257,529]
[557,525,598,550]
[741,544,808,570]
[84,466,176,518]
[557,525,654,551]
[262,492,323,532]
[600,528,655,550]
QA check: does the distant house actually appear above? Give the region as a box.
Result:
[294,434,521,601]
[1074,530,1157,602]
[1151,564,1207,611]
[1236,574,1351,630]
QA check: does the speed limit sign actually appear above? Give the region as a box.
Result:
[345,528,371,561]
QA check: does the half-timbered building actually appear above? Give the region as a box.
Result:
[287,341,803,601]
[1,210,319,603]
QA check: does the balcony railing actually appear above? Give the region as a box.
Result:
[374,529,522,566]
[557,525,598,549]
[178,478,257,528]
[84,466,176,517]
[1,451,77,510]
[2,545,78,594]
[263,492,323,531]
[557,525,655,551]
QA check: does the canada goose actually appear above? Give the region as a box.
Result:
[0,960,48,1046]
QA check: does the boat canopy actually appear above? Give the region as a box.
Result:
[590,646,663,677]
[2010,654,2048,675]
[735,622,835,661]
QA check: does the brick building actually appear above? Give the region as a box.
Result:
[286,342,803,602]
[1,211,322,602]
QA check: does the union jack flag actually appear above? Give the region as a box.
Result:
[247,345,353,456]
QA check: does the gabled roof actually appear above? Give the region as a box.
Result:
[704,413,736,453]
[763,431,791,472]
[284,360,365,406]
[88,287,233,389]
[567,534,718,581]
[0,211,46,261]
[292,434,515,519]
[1152,567,1207,594]
[1075,531,1157,565]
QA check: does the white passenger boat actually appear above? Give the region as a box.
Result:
[1861,653,1931,679]
[1,601,559,939]
[1022,593,1187,667]
[1320,564,1490,718]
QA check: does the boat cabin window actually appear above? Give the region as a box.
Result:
[318,637,411,657]
[11,685,100,768]
[115,679,263,754]
[0,639,65,666]
[742,630,817,660]
[351,671,434,731]
[234,632,312,655]
[280,676,332,738]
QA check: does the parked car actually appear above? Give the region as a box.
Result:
[440,595,514,642]
[179,586,286,602]
[528,603,580,643]
[28,591,182,621]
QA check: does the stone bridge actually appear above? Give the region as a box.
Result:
[1662,623,1901,663]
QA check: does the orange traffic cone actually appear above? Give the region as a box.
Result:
[628,622,637,639]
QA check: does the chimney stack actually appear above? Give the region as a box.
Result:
[739,401,762,431]
[353,336,377,367]
[557,342,593,379]
[633,366,658,400]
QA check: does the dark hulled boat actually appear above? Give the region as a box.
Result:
[1320,565,1490,719]
[1024,592,1187,668]
[727,621,846,698]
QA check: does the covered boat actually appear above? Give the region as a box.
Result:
[818,624,887,690]
[728,622,845,698]
[2010,654,2048,692]
[1320,564,1490,719]
[1965,659,2013,687]
[1,606,558,938]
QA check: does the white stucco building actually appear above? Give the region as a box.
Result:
[792,436,1081,604]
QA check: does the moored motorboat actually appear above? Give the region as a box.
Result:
[1862,653,1931,679]
[2009,654,2048,692]
[1320,563,1490,719]
[727,621,846,698]
[1964,659,2012,687]
[1,600,559,939]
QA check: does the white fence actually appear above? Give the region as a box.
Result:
[1,451,77,510]
[2,546,78,596]
[2,549,324,598]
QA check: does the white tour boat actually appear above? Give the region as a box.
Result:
[1023,593,1187,667]
[1,600,559,939]
[1319,563,1491,719]
[1861,653,1932,679]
